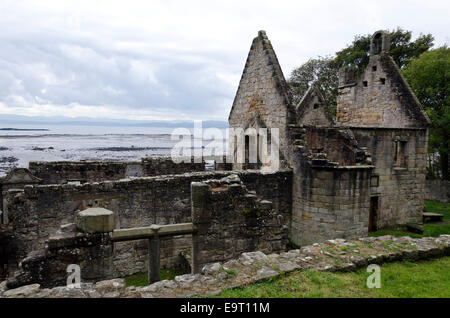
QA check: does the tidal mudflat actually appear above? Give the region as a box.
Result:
[0,133,223,176]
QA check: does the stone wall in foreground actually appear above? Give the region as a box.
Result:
[191,175,289,271]
[1,234,448,298]
[3,169,292,278]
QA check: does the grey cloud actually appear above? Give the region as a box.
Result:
[0,31,236,119]
[0,1,448,121]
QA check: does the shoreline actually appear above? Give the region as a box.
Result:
[0,128,49,131]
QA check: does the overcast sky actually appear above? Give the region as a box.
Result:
[0,0,448,122]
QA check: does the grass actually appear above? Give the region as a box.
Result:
[213,257,450,298]
[369,200,450,238]
[425,200,450,217]
[221,268,237,277]
[125,268,185,287]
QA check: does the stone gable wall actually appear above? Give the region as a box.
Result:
[228,31,295,170]
[337,54,428,128]
[297,87,334,127]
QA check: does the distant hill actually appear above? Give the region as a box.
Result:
[0,114,228,129]
[0,128,49,131]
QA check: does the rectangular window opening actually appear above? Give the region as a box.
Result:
[363,81,368,87]
[245,135,249,165]
[369,196,379,232]
[394,140,407,167]
[380,78,386,85]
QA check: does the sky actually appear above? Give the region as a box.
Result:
[0,0,448,122]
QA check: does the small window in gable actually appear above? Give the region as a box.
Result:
[363,81,368,87]
[313,103,319,109]
[372,66,377,71]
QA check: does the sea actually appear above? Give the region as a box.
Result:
[0,124,228,176]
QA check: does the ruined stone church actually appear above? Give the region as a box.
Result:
[0,30,429,288]
[229,30,429,246]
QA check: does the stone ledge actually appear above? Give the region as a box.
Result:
[1,234,449,298]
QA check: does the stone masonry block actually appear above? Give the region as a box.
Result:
[76,208,115,233]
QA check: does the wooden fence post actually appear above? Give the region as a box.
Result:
[148,225,161,284]
[191,181,209,274]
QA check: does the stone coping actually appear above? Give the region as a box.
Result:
[335,126,427,131]
[29,160,141,165]
[1,234,449,298]
[14,169,292,193]
[311,165,375,170]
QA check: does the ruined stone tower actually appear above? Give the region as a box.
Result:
[228,31,297,171]
[336,30,430,229]
[229,30,429,245]
[0,30,431,289]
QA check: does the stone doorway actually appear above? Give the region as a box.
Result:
[369,196,379,232]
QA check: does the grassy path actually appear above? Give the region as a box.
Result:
[214,257,450,298]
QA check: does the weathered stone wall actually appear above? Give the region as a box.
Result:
[0,225,12,281]
[141,156,205,176]
[304,127,368,166]
[6,232,114,289]
[228,31,296,170]
[350,128,427,227]
[4,234,448,298]
[333,34,429,230]
[4,169,292,278]
[288,125,373,247]
[291,164,372,246]
[1,169,42,224]
[336,54,429,128]
[28,161,141,184]
[296,86,334,127]
[213,155,233,171]
[425,179,450,203]
[28,157,206,185]
[191,174,289,270]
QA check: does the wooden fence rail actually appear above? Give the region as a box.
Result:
[109,223,196,284]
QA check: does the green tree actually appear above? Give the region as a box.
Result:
[287,56,339,111]
[335,27,434,71]
[403,47,450,180]
[288,28,434,113]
